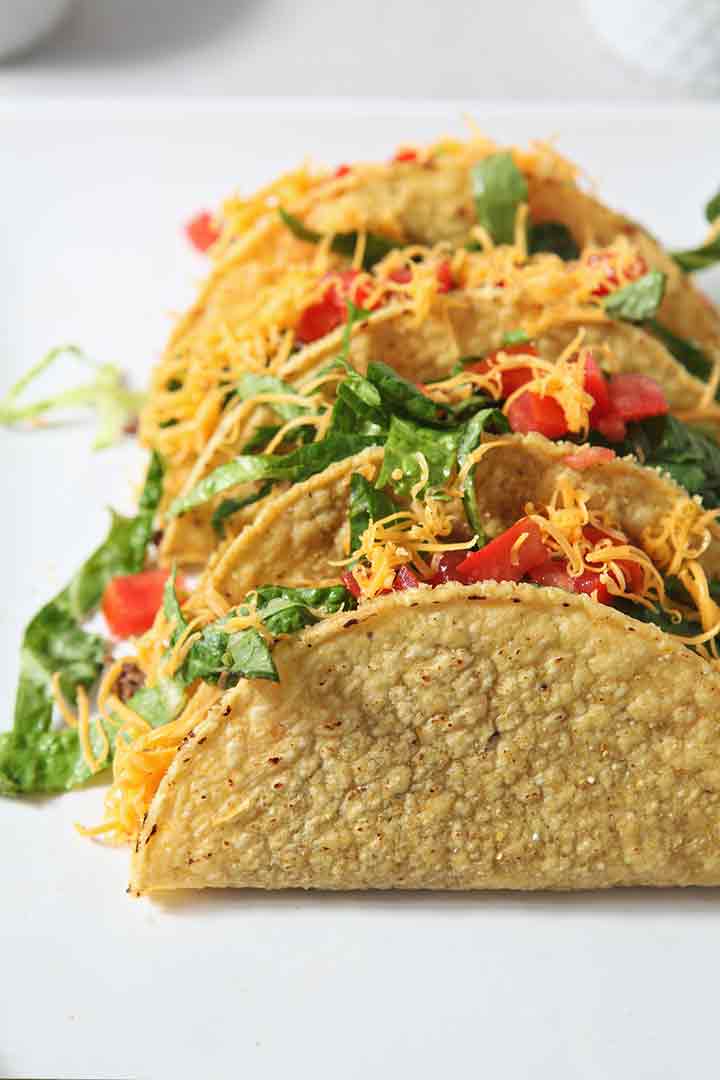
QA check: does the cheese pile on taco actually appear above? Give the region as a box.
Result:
[3,131,720,895]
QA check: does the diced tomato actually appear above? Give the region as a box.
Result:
[341,570,362,599]
[337,268,375,309]
[529,558,610,603]
[590,373,667,441]
[572,568,611,602]
[526,558,573,592]
[102,569,175,638]
[389,266,412,285]
[593,413,627,442]
[435,260,454,293]
[563,446,616,470]
[457,518,548,584]
[607,373,669,422]
[583,352,610,418]
[185,211,219,253]
[467,342,538,398]
[507,391,569,439]
[393,148,418,163]
[393,565,420,591]
[586,251,648,297]
[295,270,375,344]
[334,164,351,178]
[429,550,469,586]
[295,293,345,344]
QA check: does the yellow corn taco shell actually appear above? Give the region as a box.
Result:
[131,580,720,893]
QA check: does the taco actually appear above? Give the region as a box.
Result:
[157,240,720,566]
[5,133,720,898]
[131,580,720,893]
[121,429,720,891]
[145,136,720,564]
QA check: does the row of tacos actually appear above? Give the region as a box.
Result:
[4,131,720,893]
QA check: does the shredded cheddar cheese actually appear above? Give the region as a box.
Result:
[99,681,225,844]
[333,489,475,599]
[139,125,630,548]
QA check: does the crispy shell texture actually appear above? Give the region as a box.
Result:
[132,581,720,893]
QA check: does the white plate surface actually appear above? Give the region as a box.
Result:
[2,100,720,1080]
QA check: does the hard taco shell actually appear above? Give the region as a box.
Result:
[131,580,720,893]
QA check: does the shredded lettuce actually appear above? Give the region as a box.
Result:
[603,271,667,322]
[0,453,164,794]
[278,208,396,269]
[471,152,528,245]
[0,346,144,449]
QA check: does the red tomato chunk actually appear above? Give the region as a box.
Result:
[563,446,616,470]
[586,251,647,297]
[428,550,470,586]
[528,558,610,603]
[185,211,219,253]
[102,569,174,638]
[607,373,669,422]
[393,565,420,590]
[295,270,375,344]
[435,260,454,293]
[467,342,538,398]
[507,391,569,439]
[393,148,418,163]
[457,518,547,583]
[341,570,362,599]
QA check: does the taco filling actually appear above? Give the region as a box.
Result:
[4,130,720,893]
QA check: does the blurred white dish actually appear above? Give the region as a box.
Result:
[0,0,73,59]
[582,0,720,94]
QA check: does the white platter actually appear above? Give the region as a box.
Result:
[2,100,720,1080]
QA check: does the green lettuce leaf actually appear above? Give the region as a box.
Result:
[128,679,188,729]
[278,208,396,269]
[527,222,579,261]
[170,434,379,517]
[235,373,314,422]
[672,238,720,273]
[254,584,355,636]
[456,408,510,543]
[602,270,667,322]
[0,345,144,450]
[348,473,396,554]
[225,629,279,682]
[648,319,714,386]
[366,361,445,424]
[621,414,720,507]
[211,481,274,537]
[471,153,528,245]
[0,454,164,795]
[375,416,459,498]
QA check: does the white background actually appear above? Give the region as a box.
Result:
[2,99,720,1080]
[0,0,713,101]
